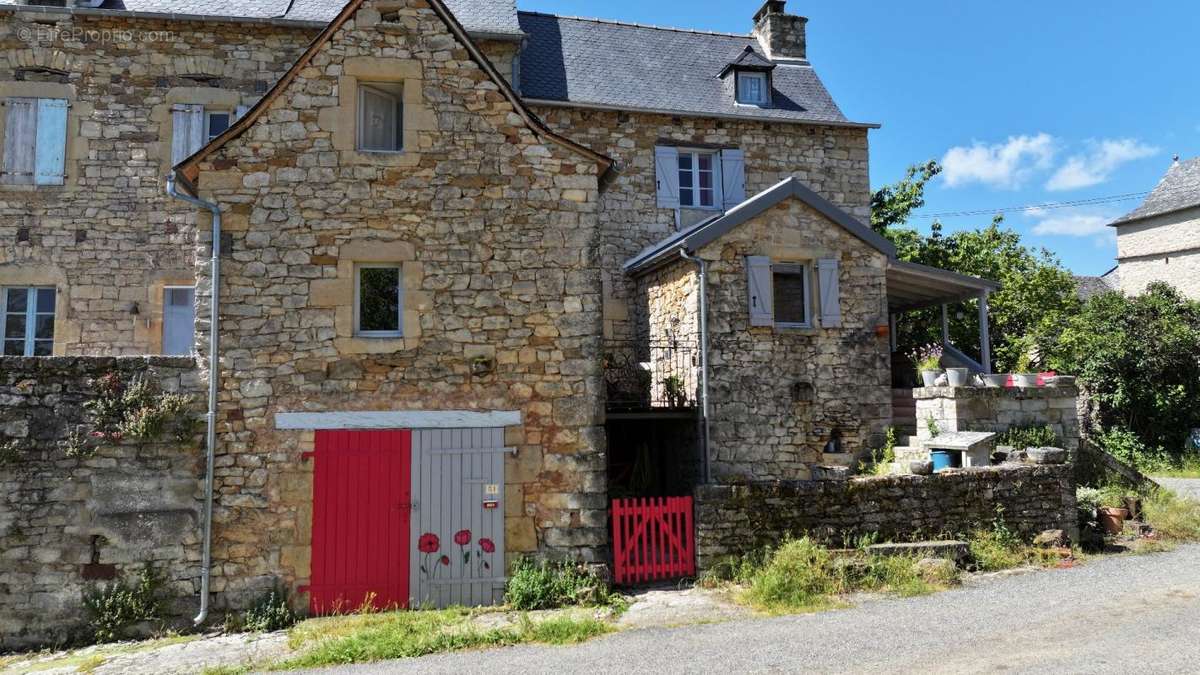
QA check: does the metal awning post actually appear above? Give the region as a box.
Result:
[888,313,897,353]
[941,304,950,346]
[978,290,992,374]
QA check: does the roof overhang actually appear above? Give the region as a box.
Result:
[522,98,882,129]
[886,260,1000,312]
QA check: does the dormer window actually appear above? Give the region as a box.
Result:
[736,72,769,105]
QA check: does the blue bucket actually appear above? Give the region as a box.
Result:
[931,450,961,473]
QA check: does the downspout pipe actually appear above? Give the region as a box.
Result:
[678,249,711,484]
[166,171,221,627]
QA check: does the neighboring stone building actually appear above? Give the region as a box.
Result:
[1109,156,1200,299]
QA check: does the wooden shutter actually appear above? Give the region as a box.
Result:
[171,104,204,165]
[34,98,67,186]
[2,98,37,185]
[234,104,250,120]
[746,255,774,327]
[721,149,746,209]
[817,258,842,328]
[654,146,680,209]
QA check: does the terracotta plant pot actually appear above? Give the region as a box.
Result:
[1097,506,1129,535]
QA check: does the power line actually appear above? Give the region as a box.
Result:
[909,191,1151,219]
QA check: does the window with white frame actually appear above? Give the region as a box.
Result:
[736,72,769,105]
[357,83,404,153]
[171,104,247,165]
[771,263,811,328]
[2,286,55,356]
[1,97,68,186]
[354,264,403,337]
[205,111,231,142]
[677,150,721,209]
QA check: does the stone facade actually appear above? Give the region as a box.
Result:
[1114,206,1200,299]
[0,357,203,650]
[914,385,1083,456]
[178,0,606,603]
[694,464,1078,571]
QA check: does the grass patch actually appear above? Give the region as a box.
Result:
[966,520,1065,572]
[275,608,611,670]
[1143,489,1200,541]
[1149,454,1200,478]
[505,558,622,611]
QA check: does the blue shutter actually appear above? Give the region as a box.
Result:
[721,149,746,209]
[817,258,842,328]
[34,98,68,186]
[654,146,680,209]
[746,255,774,327]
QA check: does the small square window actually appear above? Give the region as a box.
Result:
[357,83,404,153]
[677,150,720,209]
[205,111,231,142]
[736,72,769,106]
[772,264,811,328]
[355,265,403,337]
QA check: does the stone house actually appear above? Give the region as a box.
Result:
[0,0,1027,644]
[1108,156,1200,299]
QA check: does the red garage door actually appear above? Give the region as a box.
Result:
[309,429,412,614]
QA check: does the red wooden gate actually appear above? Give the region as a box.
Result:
[611,496,695,585]
[309,429,412,614]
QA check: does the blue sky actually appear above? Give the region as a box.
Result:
[520,0,1200,275]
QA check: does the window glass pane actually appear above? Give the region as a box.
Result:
[6,288,27,313]
[166,287,194,307]
[36,288,55,313]
[679,187,694,207]
[699,169,713,190]
[207,112,230,141]
[678,154,692,171]
[4,314,26,340]
[360,87,399,151]
[698,153,713,171]
[33,340,52,356]
[773,271,808,324]
[678,169,693,189]
[35,314,54,340]
[358,267,401,333]
[4,340,25,356]
[699,188,714,207]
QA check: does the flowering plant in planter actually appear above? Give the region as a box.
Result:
[911,344,945,388]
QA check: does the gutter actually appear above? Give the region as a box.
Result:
[522,97,882,130]
[165,171,221,627]
[0,5,326,28]
[678,248,712,484]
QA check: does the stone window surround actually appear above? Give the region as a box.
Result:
[0,80,91,192]
[753,244,836,334]
[309,239,426,354]
[322,56,437,169]
[0,265,79,355]
[151,87,246,176]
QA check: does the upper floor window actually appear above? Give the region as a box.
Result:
[357,84,404,153]
[172,104,247,165]
[1,97,67,186]
[654,146,746,212]
[2,286,55,356]
[736,72,769,105]
[355,264,403,337]
[678,150,719,209]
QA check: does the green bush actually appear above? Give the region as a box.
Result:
[82,566,166,643]
[241,588,298,632]
[504,559,613,610]
[997,424,1060,450]
[745,538,842,609]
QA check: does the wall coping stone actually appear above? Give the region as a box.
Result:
[913,385,1079,400]
[0,356,197,370]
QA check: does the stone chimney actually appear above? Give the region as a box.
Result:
[752,1,808,62]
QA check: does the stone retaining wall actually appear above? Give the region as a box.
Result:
[694,464,1077,571]
[0,356,203,649]
[914,385,1082,455]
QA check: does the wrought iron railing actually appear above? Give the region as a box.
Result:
[603,339,700,411]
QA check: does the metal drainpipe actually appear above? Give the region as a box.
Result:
[678,248,711,484]
[165,171,220,626]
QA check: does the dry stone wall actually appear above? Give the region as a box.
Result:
[694,464,1077,571]
[0,356,203,650]
[187,0,606,605]
[914,385,1083,455]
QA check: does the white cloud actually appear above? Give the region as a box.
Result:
[1029,208,1117,246]
[941,133,1057,189]
[1045,138,1159,191]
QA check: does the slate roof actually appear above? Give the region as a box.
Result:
[1110,157,1200,226]
[0,0,524,38]
[1074,267,1119,301]
[517,11,867,126]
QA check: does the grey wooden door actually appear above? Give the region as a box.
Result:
[409,428,508,608]
[162,286,195,356]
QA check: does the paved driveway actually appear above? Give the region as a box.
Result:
[314,543,1200,675]
[1154,477,1200,501]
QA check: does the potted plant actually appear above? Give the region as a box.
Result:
[945,367,970,387]
[1095,487,1130,535]
[912,344,944,388]
[1012,347,1039,388]
[982,373,1008,388]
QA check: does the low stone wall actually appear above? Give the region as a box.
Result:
[694,464,1076,571]
[0,357,203,650]
[914,385,1082,455]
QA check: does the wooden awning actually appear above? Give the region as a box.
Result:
[886,260,1000,312]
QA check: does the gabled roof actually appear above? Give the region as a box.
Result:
[719,46,776,78]
[173,0,611,187]
[624,177,896,275]
[1110,157,1200,227]
[517,11,876,127]
[0,0,524,39]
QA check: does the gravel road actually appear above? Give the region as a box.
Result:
[1154,477,1200,501]
[316,542,1200,675]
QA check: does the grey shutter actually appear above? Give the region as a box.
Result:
[721,149,746,209]
[34,98,68,186]
[654,146,680,209]
[234,104,250,120]
[2,98,37,185]
[171,104,204,165]
[817,258,842,328]
[746,255,774,327]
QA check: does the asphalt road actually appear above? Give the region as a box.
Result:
[316,542,1200,675]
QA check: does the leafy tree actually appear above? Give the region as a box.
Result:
[870,160,942,234]
[1042,282,1200,455]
